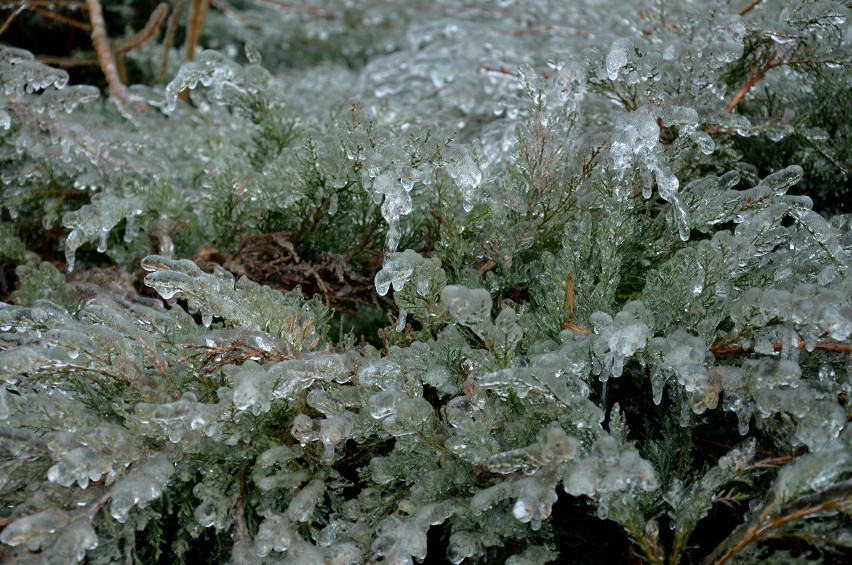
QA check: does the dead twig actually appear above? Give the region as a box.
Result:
[114,2,168,83]
[85,0,144,113]
[710,339,851,359]
[156,0,184,84]
[114,2,168,54]
[739,0,764,17]
[35,362,132,385]
[0,1,85,7]
[726,50,777,114]
[0,4,24,36]
[564,275,575,324]
[185,0,211,62]
[183,339,295,375]
[709,481,852,564]
[32,6,89,31]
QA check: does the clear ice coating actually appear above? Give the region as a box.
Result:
[109,456,175,523]
[1,2,851,563]
[254,513,295,557]
[371,501,456,564]
[605,38,633,80]
[164,50,240,112]
[563,436,658,498]
[374,249,421,296]
[441,285,492,327]
[0,508,69,550]
[62,194,146,272]
[0,46,69,95]
[591,302,652,381]
[0,385,9,419]
[444,146,482,212]
[286,480,326,522]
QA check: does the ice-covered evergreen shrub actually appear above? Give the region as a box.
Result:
[0,1,850,563]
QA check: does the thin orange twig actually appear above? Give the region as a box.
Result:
[739,0,764,17]
[113,1,168,83]
[0,4,23,36]
[562,322,593,335]
[713,487,852,564]
[185,0,211,62]
[710,339,851,359]
[0,1,85,7]
[156,0,184,84]
[35,55,99,67]
[33,6,90,30]
[86,0,143,112]
[564,275,575,324]
[114,2,168,54]
[726,50,777,113]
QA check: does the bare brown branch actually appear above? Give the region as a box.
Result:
[726,50,777,113]
[86,0,144,112]
[710,482,852,564]
[0,4,23,36]
[35,55,99,67]
[33,6,89,30]
[710,339,851,359]
[739,0,764,17]
[0,1,85,7]
[185,0,211,62]
[114,2,168,54]
[156,0,184,84]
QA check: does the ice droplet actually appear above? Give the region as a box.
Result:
[96,229,108,253]
[441,285,492,327]
[818,364,835,383]
[157,288,179,301]
[64,227,87,272]
[287,480,326,523]
[651,373,664,406]
[692,131,715,154]
[244,41,262,65]
[606,38,632,80]
[446,148,481,212]
[0,508,69,548]
[395,309,408,332]
[0,386,9,419]
[374,249,420,296]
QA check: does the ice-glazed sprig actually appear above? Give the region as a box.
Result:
[165,50,248,112]
[590,301,654,382]
[62,194,146,272]
[109,455,175,524]
[0,46,69,96]
[371,500,458,564]
[141,254,329,349]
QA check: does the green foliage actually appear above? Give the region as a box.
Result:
[1,1,851,564]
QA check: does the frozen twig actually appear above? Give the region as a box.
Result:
[114,2,168,54]
[708,480,852,564]
[32,6,90,30]
[114,2,168,83]
[739,0,764,17]
[726,50,777,113]
[156,0,184,84]
[710,339,851,359]
[185,0,211,62]
[85,0,145,113]
[0,4,23,36]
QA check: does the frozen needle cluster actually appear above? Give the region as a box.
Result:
[0,0,850,563]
